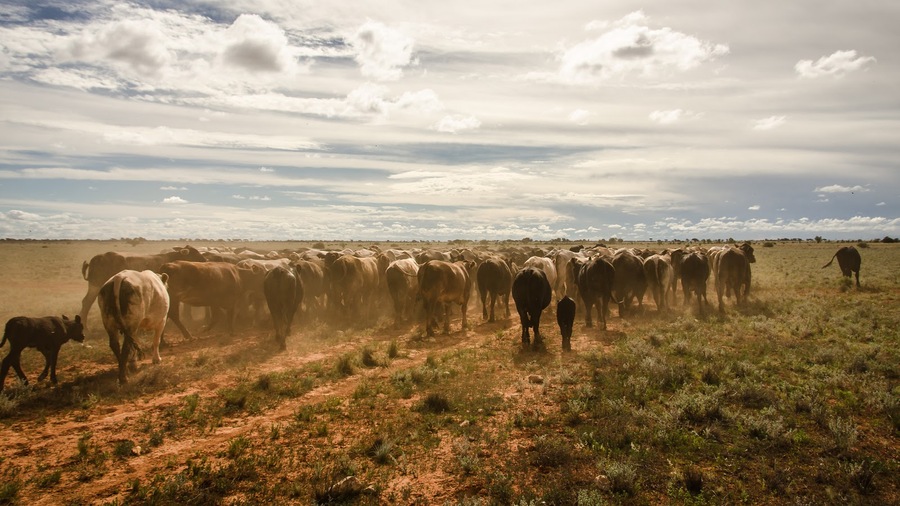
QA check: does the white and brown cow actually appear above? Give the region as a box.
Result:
[98,269,170,384]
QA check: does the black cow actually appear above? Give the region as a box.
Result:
[556,296,576,352]
[264,265,304,351]
[822,246,861,288]
[512,267,552,351]
[1,315,84,391]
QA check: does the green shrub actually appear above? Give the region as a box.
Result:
[604,460,637,495]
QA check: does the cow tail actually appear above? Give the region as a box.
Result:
[112,276,130,333]
[821,252,838,269]
[114,277,144,357]
[82,260,90,280]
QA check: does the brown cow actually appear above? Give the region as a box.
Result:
[327,255,380,324]
[612,249,647,317]
[264,265,304,351]
[680,252,710,315]
[418,260,473,336]
[476,257,512,322]
[385,258,420,326]
[294,260,327,320]
[159,261,244,340]
[643,254,674,311]
[80,245,205,326]
[98,270,170,384]
[570,256,618,330]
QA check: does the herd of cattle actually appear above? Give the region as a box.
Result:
[0,242,863,390]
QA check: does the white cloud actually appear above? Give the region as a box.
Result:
[568,109,592,125]
[67,19,172,78]
[161,186,187,191]
[162,196,187,204]
[431,114,481,133]
[814,184,869,193]
[748,205,760,211]
[753,115,787,131]
[795,50,876,79]
[558,11,729,84]
[5,209,42,221]
[351,20,415,81]
[220,14,296,73]
[876,202,886,206]
[233,194,271,201]
[648,109,702,125]
[259,167,275,173]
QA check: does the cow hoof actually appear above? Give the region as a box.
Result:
[152,357,161,365]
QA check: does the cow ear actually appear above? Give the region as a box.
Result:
[180,248,190,255]
[75,315,82,323]
[62,314,70,320]
[159,273,169,284]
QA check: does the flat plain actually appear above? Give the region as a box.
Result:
[0,240,897,505]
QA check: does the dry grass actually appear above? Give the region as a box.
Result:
[0,239,898,505]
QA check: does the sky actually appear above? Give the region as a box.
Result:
[0,0,898,241]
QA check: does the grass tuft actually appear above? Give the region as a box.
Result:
[419,392,452,414]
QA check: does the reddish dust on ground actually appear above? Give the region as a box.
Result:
[1,307,605,505]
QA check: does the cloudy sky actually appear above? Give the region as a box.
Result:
[0,0,897,240]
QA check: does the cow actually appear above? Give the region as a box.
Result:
[415,249,451,264]
[159,261,244,340]
[643,254,674,312]
[550,249,584,300]
[680,252,710,315]
[512,267,552,350]
[97,270,170,385]
[665,248,686,305]
[327,255,381,324]
[294,260,327,320]
[716,246,753,313]
[236,257,291,272]
[822,246,861,287]
[612,249,647,317]
[201,250,243,263]
[570,256,618,330]
[236,264,269,326]
[523,256,558,301]
[80,246,205,327]
[476,257,512,322]
[556,296,576,352]
[418,260,473,336]
[385,258,420,326]
[264,265,304,351]
[1,315,84,391]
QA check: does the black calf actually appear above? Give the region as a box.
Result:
[556,296,576,352]
[1,315,85,391]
